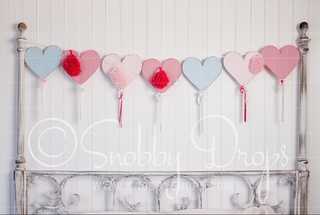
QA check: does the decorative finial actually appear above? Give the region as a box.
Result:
[18,22,27,37]
[299,22,308,39]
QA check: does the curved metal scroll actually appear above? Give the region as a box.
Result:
[27,171,296,214]
[27,175,80,214]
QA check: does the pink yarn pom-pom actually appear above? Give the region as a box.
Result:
[108,67,128,90]
[250,54,264,74]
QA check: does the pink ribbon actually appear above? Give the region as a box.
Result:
[240,85,247,122]
[118,91,124,127]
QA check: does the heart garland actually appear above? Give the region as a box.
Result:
[102,54,142,127]
[61,50,100,85]
[223,51,263,122]
[25,45,62,79]
[183,57,222,91]
[25,45,63,117]
[262,45,300,121]
[142,58,182,131]
[61,50,100,121]
[262,45,300,80]
[142,58,182,93]
[24,43,301,125]
[182,56,222,132]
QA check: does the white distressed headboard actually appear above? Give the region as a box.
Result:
[13,19,310,214]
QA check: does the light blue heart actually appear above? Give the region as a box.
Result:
[182,57,222,91]
[25,45,62,79]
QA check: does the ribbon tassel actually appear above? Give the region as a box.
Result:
[39,78,47,118]
[240,85,247,122]
[77,85,85,121]
[118,90,124,128]
[156,93,165,132]
[280,79,285,122]
[197,91,204,133]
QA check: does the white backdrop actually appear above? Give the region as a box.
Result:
[1,0,320,213]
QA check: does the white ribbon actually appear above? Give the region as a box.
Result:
[279,80,285,122]
[39,79,47,118]
[77,85,85,121]
[156,93,165,132]
[197,91,204,133]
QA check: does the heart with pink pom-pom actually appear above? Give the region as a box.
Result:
[223,51,261,86]
[101,54,142,90]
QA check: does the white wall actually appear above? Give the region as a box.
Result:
[0,0,320,213]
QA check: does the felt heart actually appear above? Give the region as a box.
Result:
[61,50,100,85]
[25,46,62,79]
[101,54,142,90]
[261,45,300,80]
[223,51,260,86]
[142,58,182,93]
[182,57,222,91]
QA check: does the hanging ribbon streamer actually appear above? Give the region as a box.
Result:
[197,91,204,133]
[156,93,165,132]
[77,85,85,121]
[280,79,285,122]
[240,85,247,122]
[38,78,47,118]
[118,90,124,128]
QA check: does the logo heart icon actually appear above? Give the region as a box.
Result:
[25,46,62,79]
[141,58,181,93]
[61,50,100,85]
[261,45,300,80]
[101,54,142,90]
[182,57,222,91]
[223,51,260,86]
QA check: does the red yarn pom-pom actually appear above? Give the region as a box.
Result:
[150,67,169,89]
[62,50,81,77]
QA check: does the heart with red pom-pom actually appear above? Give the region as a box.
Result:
[141,58,181,93]
[61,50,100,85]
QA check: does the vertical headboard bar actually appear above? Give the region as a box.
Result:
[14,22,27,215]
[297,21,310,171]
[296,21,311,214]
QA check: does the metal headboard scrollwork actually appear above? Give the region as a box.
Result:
[25,171,296,214]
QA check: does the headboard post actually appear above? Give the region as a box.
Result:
[296,21,310,215]
[14,22,27,215]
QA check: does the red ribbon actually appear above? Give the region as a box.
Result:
[240,85,247,122]
[118,91,123,127]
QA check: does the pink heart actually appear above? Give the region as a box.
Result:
[223,51,260,86]
[101,54,142,90]
[142,58,182,93]
[61,50,100,85]
[261,45,300,80]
